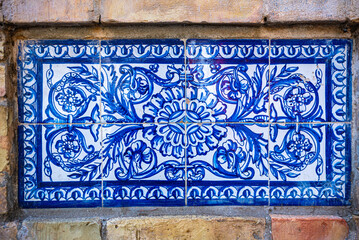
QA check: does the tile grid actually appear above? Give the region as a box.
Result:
[17,39,352,207]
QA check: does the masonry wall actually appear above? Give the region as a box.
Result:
[0,0,359,239]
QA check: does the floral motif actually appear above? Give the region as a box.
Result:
[55,132,81,159]
[143,87,227,158]
[214,140,246,174]
[287,133,313,159]
[123,140,156,176]
[283,86,313,115]
[55,87,85,113]
[220,66,251,101]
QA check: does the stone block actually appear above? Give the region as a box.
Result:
[264,0,351,23]
[19,220,101,240]
[353,215,359,238]
[100,0,264,24]
[0,222,17,240]
[0,105,9,173]
[106,216,265,240]
[271,215,349,240]
[0,65,6,97]
[0,173,7,214]
[3,0,100,24]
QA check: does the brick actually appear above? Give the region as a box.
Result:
[106,216,265,240]
[0,222,17,240]
[100,0,264,24]
[264,0,353,23]
[271,215,349,240]
[19,220,101,240]
[3,0,100,24]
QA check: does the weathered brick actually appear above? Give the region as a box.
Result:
[106,216,265,240]
[271,215,349,240]
[0,222,17,240]
[19,220,101,240]
[3,0,100,24]
[100,0,264,24]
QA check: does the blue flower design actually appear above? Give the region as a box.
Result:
[123,140,155,174]
[220,66,251,101]
[287,133,313,159]
[216,140,246,170]
[55,87,85,113]
[55,132,81,159]
[143,87,227,158]
[284,86,313,115]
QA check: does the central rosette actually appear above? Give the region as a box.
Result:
[142,86,227,158]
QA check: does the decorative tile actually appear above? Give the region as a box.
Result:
[187,123,269,205]
[269,123,351,205]
[186,39,269,123]
[100,40,185,123]
[18,40,101,124]
[270,39,352,123]
[18,124,102,207]
[17,39,352,208]
[102,123,186,206]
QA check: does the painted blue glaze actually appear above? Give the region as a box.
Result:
[18,39,352,208]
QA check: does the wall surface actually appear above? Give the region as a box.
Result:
[0,0,359,239]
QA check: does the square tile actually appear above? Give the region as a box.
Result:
[270,39,352,123]
[18,124,102,208]
[186,39,270,123]
[100,39,185,123]
[186,123,269,205]
[269,123,351,205]
[18,40,101,124]
[102,123,186,206]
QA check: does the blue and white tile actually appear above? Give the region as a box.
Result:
[269,123,351,205]
[186,39,270,123]
[270,39,352,122]
[269,64,327,123]
[100,40,185,123]
[101,123,186,206]
[18,40,101,123]
[186,123,269,205]
[18,124,102,208]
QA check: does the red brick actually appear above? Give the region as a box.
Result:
[271,215,349,240]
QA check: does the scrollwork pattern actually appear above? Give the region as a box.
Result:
[18,39,351,207]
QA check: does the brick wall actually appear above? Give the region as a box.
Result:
[0,0,359,239]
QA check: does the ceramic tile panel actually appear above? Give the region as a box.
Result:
[18,124,102,208]
[186,123,269,206]
[18,40,101,124]
[269,123,351,205]
[102,123,186,207]
[270,39,352,123]
[100,40,185,123]
[186,39,270,123]
[17,39,352,208]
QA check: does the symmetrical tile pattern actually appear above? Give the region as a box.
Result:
[18,39,352,207]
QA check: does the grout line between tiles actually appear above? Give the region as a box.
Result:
[184,39,188,206]
[99,40,104,208]
[17,121,353,126]
[268,39,271,207]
